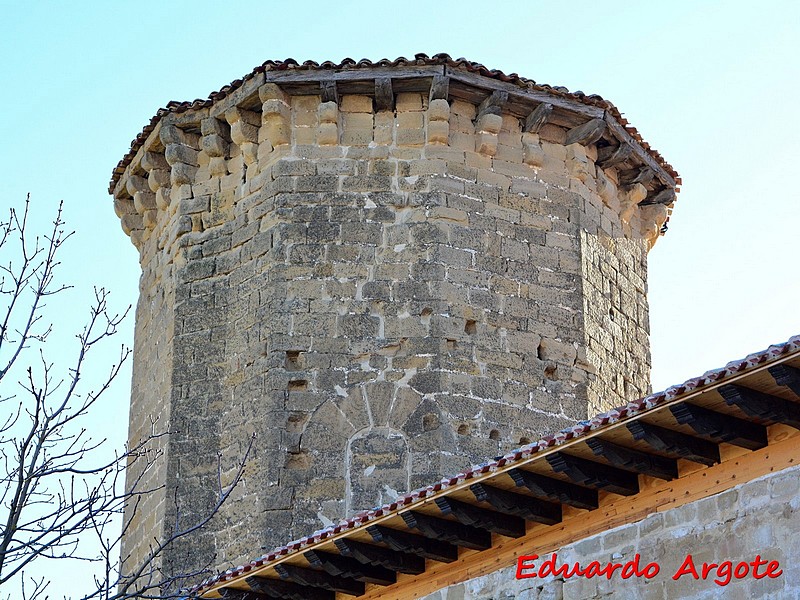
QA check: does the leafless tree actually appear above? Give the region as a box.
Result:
[0,197,249,599]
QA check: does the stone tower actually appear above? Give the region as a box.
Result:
[109,55,679,578]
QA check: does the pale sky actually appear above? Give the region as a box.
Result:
[1,0,799,595]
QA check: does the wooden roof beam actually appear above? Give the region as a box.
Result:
[718,384,800,430]
[320,81,338,104]
[305,549,397,585]
[596,143,632,168]
[220,588,281,600]
[565,118,606,146]
[670,403,768,450]
[585,438,678,480]
[272,563,365,596]
[508,468,598,510]
[639,187,676,206]
[476,90,508,120]
[619,165,655,187]
[334,538,425,575]
[769,364,800,397]
[626,421,720,467]
[366,524,459,563]
[546,452,639,496]
[429,74,450,101]
[434,496,526,538]
[470,482,561,525]
[374,78,394,111]
[401,511,492,551]
[245,576,334,600]
[523,102,553,134]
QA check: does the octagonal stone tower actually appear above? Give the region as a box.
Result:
[109,55,679,578]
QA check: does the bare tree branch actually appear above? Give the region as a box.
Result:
[0,197,250,599]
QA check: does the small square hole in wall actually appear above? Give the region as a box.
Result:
[465,320,477,335]
[288,380,308,392]
[489,429,500,441]
[446,338,457,350]
[457,423,470,435]
[285,350,302,370]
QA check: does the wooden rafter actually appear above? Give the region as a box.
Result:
[508,468,598,510]
[434,496,526,538]
[245,576,335,600]
[366,524,459,563]
[401,511,491,551]
[273,563,365,596]
[769,364,800,397]
[718,384,800,429]
[523,102,553,133]
[585,437,678,480]
[334,538,425,575]
[626,421,720,466]
[470,482,562,525]
[305,549,397,585]
[670,403,768,450]
[546,452,639,496]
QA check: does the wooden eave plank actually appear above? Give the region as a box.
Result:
[445,68,604,120]
[202,348,800,599]
[264,65,445,84]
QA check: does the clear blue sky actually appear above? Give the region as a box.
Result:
[1,0,799,593]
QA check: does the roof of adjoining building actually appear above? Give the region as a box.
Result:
[109,54,681,194]
[194,333,800,599]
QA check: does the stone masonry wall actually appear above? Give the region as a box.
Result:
[113,77,669,576]
[120,237,176,574]
[418,463,800,600]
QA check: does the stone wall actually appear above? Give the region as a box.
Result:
[113,72,671,576]
[418,464,800,600]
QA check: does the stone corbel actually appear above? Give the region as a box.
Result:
[161,125,200,192]
[259,83,291,150]
[201,117,231,177]
[427,98,450,145]
[141,151,170,210]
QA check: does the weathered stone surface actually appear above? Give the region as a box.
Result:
[114,73,659,582]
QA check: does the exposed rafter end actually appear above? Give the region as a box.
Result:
[246,575,335,600]
[546,452,639,496]
[435,496,526,538]
[273,563,365,596]
[619,165,655,187]
[476,90,508,120]
[769,364,800,397]
[596,142,632,168]
[320,81,338,104]
[366,524,459,563]
[585,438,678,480]
[375,78,394,112]
[718,384,800,430]
[470,482,561,525]
[670,403,768,450]
[523,102,553,134]
[508,468,598,510]
[639,187,676,206]
[429,74,450,102]
[626,421,720,466]
[401,511,491,550]
[565,118,606,146]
